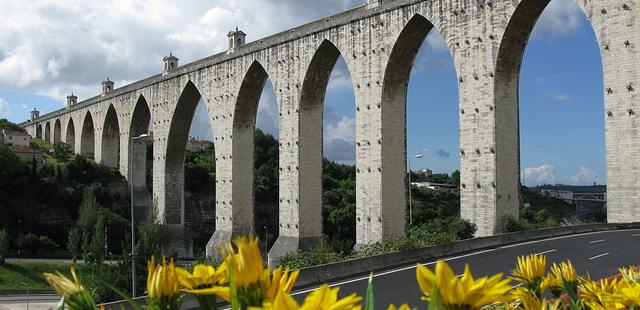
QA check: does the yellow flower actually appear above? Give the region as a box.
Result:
[549,261,577,283]
[251,285,362,310]
[387,304,411,310]
[264,266,300,301]
[299,285,362,310]
[580,277,625,310]
[416,261,511,308]
[44,267,84,297]
[511,254,547,287]
[44,267,96,309]
[147,256,182,304]
[177,262,230,301]
[617,281,640,307]
[619,266,640,283]
[224,234,301,308]
[224,234,264,288]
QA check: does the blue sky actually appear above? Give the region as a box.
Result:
[0,0,605,185]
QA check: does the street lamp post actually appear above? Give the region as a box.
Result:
[129,133,149,298]
[408,154,423,227]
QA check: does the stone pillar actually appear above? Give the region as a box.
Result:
[268,70,323,267]
[595,1,640,223]
[151,83,193,258]
[345,25,406,248]
[206,100,243,260]
[205,64,249,261]
[455,3,520,237]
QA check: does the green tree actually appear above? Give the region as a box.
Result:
[135,202,163,296]
[88,215,106,264]
[53,142,73,162]
[0,119,25,133]
[67,227,81,264]
[451,170,460,187]
[0,229,9,265]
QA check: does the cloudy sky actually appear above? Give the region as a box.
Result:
[0,0,605,185]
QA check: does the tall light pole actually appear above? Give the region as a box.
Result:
[408,154,423,227]
[129,133,149,298]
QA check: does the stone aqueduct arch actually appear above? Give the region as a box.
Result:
[53,119,62,144]
[22,0,639,263]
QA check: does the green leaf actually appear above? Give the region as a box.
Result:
[427,288,444,310]
[228,262,240,310]
[56,296,65,310]
[365,272,374,310]
[98,279,144,310]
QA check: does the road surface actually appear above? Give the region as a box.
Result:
[0,294,59,310]
[288,229,640,309]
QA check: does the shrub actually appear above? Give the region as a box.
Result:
[38,235,59,252]
[495,215,524,234]
[278,244,346,269]
[0,229,9,264]
[18,233,42,255]
[67,227,81,263]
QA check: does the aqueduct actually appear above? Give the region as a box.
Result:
[21,0,640,264]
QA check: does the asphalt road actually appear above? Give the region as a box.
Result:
[288,229,640,309]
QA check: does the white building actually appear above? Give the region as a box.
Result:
[1,129,31,147]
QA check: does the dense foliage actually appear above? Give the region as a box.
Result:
[0,118,26,133]
[0,229,8,264]
[0,141,130,255]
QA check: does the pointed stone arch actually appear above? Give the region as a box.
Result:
[101,104,121,168]
[44,122,51,142]
[128,94,153,232]
[129,94,152,186]
[230,60,270,236]
[36,124,43,139]
[375,14,438,244]
[165,81,206,225]
[53,119,62,144]
[492,0,606,232]
[66,118,76,152]
[81,111,95,159]
[271,39,351,263]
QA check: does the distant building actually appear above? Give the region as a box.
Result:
[9,145,43,163]
[540,189,574,201]
[421,169,433,178]
[186,137,212,152]
[411,181,458,192]
[1,129,31,147]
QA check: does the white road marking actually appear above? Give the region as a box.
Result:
[220,230,637,310]
[289,248,500,296]
[536,249,557,255]
[496,230,632,249]
[589,239,605,244]
[288,230,638,297]
[633,233,640,237]
[589,253,610,260]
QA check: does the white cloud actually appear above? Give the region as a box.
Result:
[188,100,214,141]
[324,116,356,163]
[0,98,8,117]
[255,80,279,138]
[327,59,353,91]
[569,166,599,185]
[532,0,584,40]
[550,93,570,102]
[325,116,355,143]
[524,164,557,184]
[425,30,448,52]
[0,0,364,113]
[524,164,604,185]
